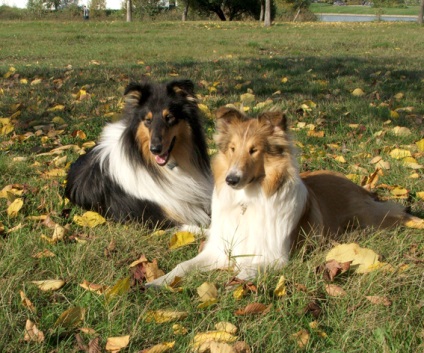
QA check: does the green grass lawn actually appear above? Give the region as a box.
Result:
[310,3,420,16]
[1,21,424,353]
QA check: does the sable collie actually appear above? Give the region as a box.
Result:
[147,106,424,286]
[65,79,213,229]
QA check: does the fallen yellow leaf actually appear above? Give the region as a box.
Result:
[325,243,381,274]
[274,275,287,297]
[53,307,86,330]
[104,277,131,302]
[197,282,218,303]
[141,341,175,353]
[105,335,130,352]
[352,88,365,97]
[73,211,106,228]
[31,279,65,291]
[169,231,195,250]
[144,310,188,324]
[7,198,24,218]
[214,322,238,335]
[416,139,424,152]
[389,148,411,159]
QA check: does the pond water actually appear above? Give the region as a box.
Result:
[317,13,418,22]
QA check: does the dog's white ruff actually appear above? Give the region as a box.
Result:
[94,121,212,226]
[147,173,308,287]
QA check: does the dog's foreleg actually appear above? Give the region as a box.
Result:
[145,249,226,288]
[235,258,288,282]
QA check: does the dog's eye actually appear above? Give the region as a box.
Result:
[249,147,258,155]
[229,146,235,153]
[165,114,176,125]
[144,119,152,127]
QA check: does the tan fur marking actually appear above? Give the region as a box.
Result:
[162,109,170,117]
[135,122,156,166]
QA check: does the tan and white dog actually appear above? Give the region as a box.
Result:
[147,106,424,287]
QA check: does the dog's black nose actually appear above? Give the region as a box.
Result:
[226,174,240,186]
[150,144,163,155]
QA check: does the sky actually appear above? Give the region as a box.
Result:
[1,0,122,9]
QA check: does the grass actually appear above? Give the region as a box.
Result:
[1,20,424,352]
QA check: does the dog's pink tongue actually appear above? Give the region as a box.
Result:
[155,154,168,165]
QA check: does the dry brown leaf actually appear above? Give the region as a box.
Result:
[32,249,56,258]
[24,319,45,343]
[232,341,252,353]
[144,259,165,283]
[80,280,108,295]
[20,290,36,313]
[234,303,271,316]
[325,284,347,297]
[129,254,149,268]
[105,335,130,352]
[291,329,310,348]
[365,295,392,306]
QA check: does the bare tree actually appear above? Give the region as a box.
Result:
[182,0,190,21]
[127,0,132,21]
[419,0,424,25]
[259,0,264,22]
[264,0,271,26]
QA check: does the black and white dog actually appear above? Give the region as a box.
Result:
[65,79,213,229]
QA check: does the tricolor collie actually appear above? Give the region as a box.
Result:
[65,79,213,229]
[147,106,424,286]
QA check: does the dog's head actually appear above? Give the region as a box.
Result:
[124,79,197,167]
[213,106,293,195]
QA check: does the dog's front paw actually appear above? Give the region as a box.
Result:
[179,224,208,235]
[145,275,169,289]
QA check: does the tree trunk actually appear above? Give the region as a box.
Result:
[264,0,271,27]
[213,6,227,21]
[126,0,132,22]
[259,0,264,22]
[419,0,424,24]
[182,1,189,21]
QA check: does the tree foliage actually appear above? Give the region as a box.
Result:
[191,0,263,21]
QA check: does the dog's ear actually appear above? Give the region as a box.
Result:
[167,80,196,101]
[215,106,245,132]
[258,111,287,132]
[124,81,151,107]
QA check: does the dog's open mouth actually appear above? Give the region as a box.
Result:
[154,137,176,166]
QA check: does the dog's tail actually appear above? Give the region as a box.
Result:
[367,198,424,230]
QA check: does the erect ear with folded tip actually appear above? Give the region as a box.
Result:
[124,81,151,107]
[215,106,246,132]
[258,111,288,132]
[167,80,196,100]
